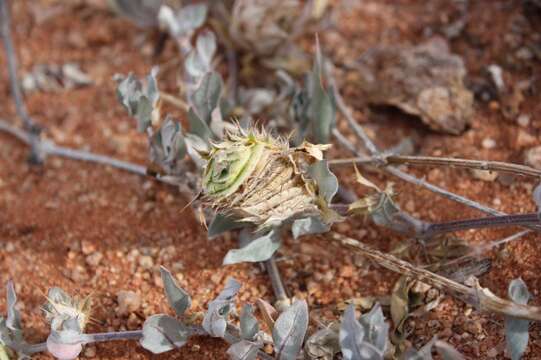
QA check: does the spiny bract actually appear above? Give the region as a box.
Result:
[201,127,332,228]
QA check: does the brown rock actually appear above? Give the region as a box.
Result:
[525,146,541,169]
[116,290,141,316]
[355,38,473,134]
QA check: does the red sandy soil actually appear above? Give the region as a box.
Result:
[0,0,540,359]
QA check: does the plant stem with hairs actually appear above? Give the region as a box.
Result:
[0,0,43,163]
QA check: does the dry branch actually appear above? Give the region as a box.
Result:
[0,0,43,163]
[328,231,541,321]
[329,155,541,178]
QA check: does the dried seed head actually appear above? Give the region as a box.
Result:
[201,127,332,228]
[43,288,92,332]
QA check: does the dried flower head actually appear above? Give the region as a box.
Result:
[43,288,92,332]
[201,127,334,228]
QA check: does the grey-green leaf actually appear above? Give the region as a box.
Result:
[6,281,22,335]
[273,300,309,360]
[403,338,435,360]
[159,267,191,316]
[304,326,340,360]
[291,216,330,239]
[196,30,217,69]
[227,340,261,360]
[188,107,213,143]
[208,213,244,239]
[308,160,338,203]
[223,230,280,265]
[115,70,159,132]
[150,117,186,172]
[140,314,189,354]
[505,278,531,360]
[434,340,464,360]
[309,39,335,144]
[240,304,259,341]
[340,304,384,360]
[359,303,388,353]
[202,278,241,338]
[191,72,223,124]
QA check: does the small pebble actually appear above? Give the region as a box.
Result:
[517,114,531,127]
[83,345,96,358]
[138,255,154,270]
[116,290,141,316]
[470,169,498,182]
[86,252,103,267]
[482,138,496,149]
[525,146,541,169]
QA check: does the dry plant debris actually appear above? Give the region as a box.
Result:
[1,0,541,359]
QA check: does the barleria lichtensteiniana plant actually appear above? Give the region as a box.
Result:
[2,0,541,359]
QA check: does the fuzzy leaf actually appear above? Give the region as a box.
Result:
[5,281,21,334]
[223,230,280,265]
[159,267,191,316]
[273,300,309,360]
[140,314,189,354]
[358,303,389,353]
[150,117,186,172]
[434,340,464,360]
[304,326,340,360]
[505,278,531,360]
[158,4,207,37]
[240,304,259,341]
[339,304,383,360]
[208,213,245,239]
[308,160,338,203]
[227,340,260,360]
[115,69,160,132]
[309,39,335,144]
[188,108,213,143]
[196,31,217,70]
[202,279,241,338]
[292,216,330,239]
[111,0,163,27]
[403,338,435,360]
[48,317,86,345]
[191,72,223,124]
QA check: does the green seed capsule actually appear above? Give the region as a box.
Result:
[201,127,333,228]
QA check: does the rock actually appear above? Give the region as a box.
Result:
[83,345,96,358]
[86,252,103,267]
[482,138,497,149]
[525,146,541,169]
[138,255,154,270]
[471,169,498,182]
[81,241,96,255]
[116,290,141,316]
[516,129,537,148]
[517,114,531,127]
[355,38,473,134]
[70,266,88,283]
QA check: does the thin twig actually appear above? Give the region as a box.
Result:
[328,231,541,321]
[0,118,179,186]
[0,0,43,163]
[329,155,541,178]
[263,256,290,312]
[422,213,540,238]
[26,326,274,359]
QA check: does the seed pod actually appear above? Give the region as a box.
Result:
[201,127,334,228]
[43,288,92,332]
